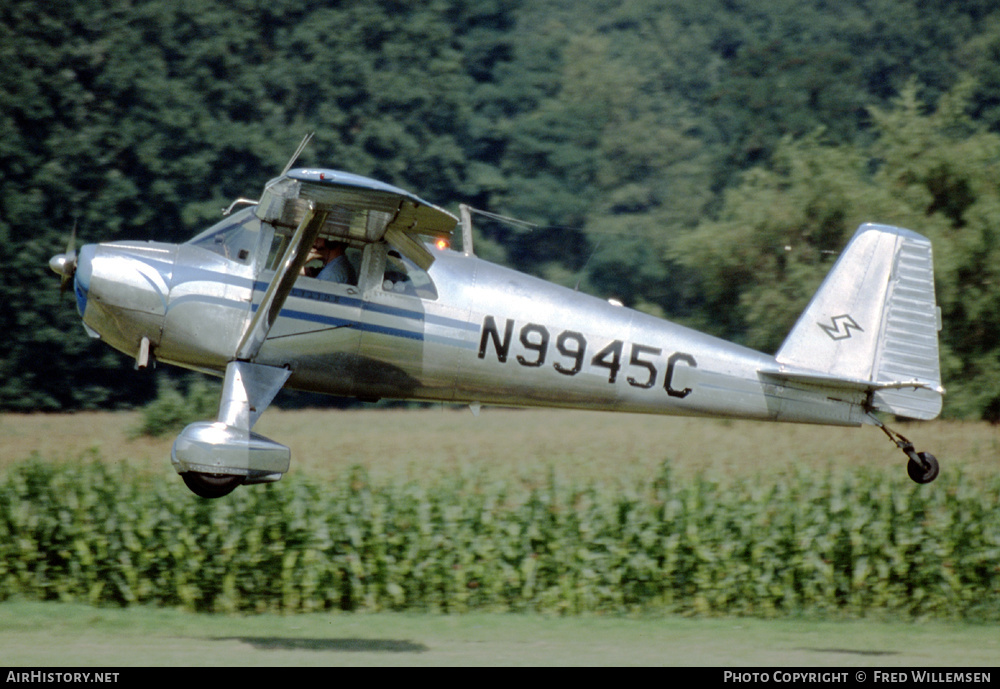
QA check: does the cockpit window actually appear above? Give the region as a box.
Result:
[383,250,438,300]
[188,207,261,263]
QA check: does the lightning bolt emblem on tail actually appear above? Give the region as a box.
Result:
[818,314,863,341]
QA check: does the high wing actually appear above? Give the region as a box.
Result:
[234,168,459,362]
[256,168,457,269]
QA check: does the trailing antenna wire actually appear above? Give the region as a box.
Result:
[466,207,541,231]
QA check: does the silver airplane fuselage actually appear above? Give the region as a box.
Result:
[69,209,867,430]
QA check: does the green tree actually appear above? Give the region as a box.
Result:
[0,0,519,410]
[869,81,1000,419]
[675,80,1000,420]
[4,0,1000,413]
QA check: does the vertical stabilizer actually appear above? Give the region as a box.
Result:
[774,224,943,420]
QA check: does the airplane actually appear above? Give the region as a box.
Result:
[49,152,945,498]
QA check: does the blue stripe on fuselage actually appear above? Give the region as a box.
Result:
[254,281,478,333]
[249,282,477,349]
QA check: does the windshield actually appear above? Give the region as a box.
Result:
[187,207,262,263]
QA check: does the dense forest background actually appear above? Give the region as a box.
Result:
[4,0,1000,419]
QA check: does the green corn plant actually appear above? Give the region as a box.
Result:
[1,457,997,619]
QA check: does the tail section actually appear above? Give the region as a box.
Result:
[773,223,943,420]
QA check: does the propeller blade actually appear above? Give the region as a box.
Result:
[60,268,74,293]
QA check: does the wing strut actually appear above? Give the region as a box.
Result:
[235,203,329,361]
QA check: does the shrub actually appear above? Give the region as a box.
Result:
[132,375,220,438]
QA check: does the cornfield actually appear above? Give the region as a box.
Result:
[1,457,997,619]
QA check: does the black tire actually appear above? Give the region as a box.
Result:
[906,452,940,484]
[182,472,244,498]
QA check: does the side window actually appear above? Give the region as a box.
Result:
[302,244,361,287]
[382,250,438,300]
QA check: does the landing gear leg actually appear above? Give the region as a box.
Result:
[872,418,940,484]
[171,361,292,498]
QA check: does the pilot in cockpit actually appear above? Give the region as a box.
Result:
[303,238,357,285]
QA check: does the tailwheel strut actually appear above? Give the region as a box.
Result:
[872,418,940,484]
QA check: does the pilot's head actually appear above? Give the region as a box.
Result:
[315,238,347,258]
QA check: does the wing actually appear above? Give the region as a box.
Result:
[234,168,457,362]
[255,168,457,270]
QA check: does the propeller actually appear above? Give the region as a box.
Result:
[49,221,78,292]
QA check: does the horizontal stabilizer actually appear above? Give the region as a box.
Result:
[773,224,943,420]
[761,368,943,394]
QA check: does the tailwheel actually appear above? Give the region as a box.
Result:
[182,472,244,499]
[906,452,939,484]
[871,416,941,484]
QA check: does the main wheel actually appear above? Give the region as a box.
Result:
[906,452,940,484]
[182,472,244,498]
